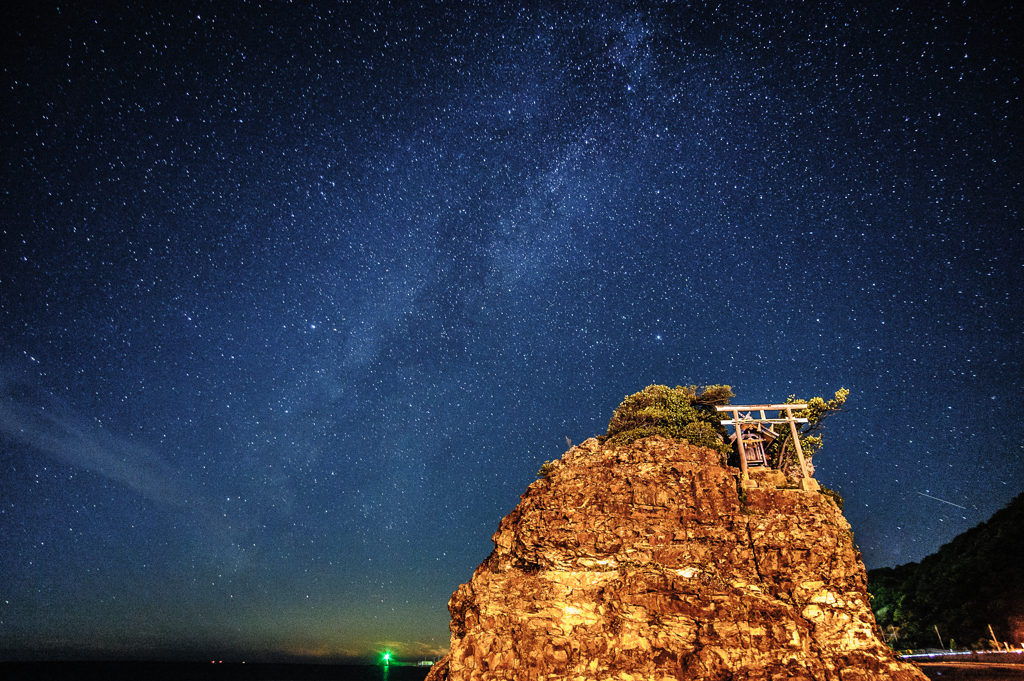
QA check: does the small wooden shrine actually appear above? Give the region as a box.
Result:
[715,404,817,490]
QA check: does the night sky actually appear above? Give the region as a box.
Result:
[2,0,1021,664]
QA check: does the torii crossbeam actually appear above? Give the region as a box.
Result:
[716,404,814,488]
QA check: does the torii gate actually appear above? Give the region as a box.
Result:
[716,404,816,490]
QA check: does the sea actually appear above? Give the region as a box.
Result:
[0,661,433,681]
[10,660,1020,680]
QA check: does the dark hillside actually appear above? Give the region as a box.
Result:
[868,493,1024,650]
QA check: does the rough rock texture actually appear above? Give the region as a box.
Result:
[426,436,926,681]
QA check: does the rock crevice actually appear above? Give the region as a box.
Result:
[427,436,926,680]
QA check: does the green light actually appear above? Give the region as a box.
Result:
[382,652,391,666]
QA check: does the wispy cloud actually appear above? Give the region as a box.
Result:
[0,375,187,508]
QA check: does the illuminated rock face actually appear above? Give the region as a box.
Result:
[426,436,926,681]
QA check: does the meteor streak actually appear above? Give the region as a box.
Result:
[916,492,967,509]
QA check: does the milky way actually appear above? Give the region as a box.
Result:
[2,0,1021,662]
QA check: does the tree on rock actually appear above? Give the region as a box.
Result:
[764,388,849,483]
[602,384,734,457]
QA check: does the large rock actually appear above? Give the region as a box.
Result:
[426,436,926,680]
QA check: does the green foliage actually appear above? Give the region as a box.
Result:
[537,460,557,478]
[603,384,734,455]
[764,387,849,483]
[819,485,845,511]
[867,492,1024,650]
[680,421,727,452]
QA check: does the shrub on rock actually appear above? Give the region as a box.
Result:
[603,384,733,457]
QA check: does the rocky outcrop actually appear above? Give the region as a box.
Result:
[426,436,926,680]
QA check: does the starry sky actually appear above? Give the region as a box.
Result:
[2,0,1021,664]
